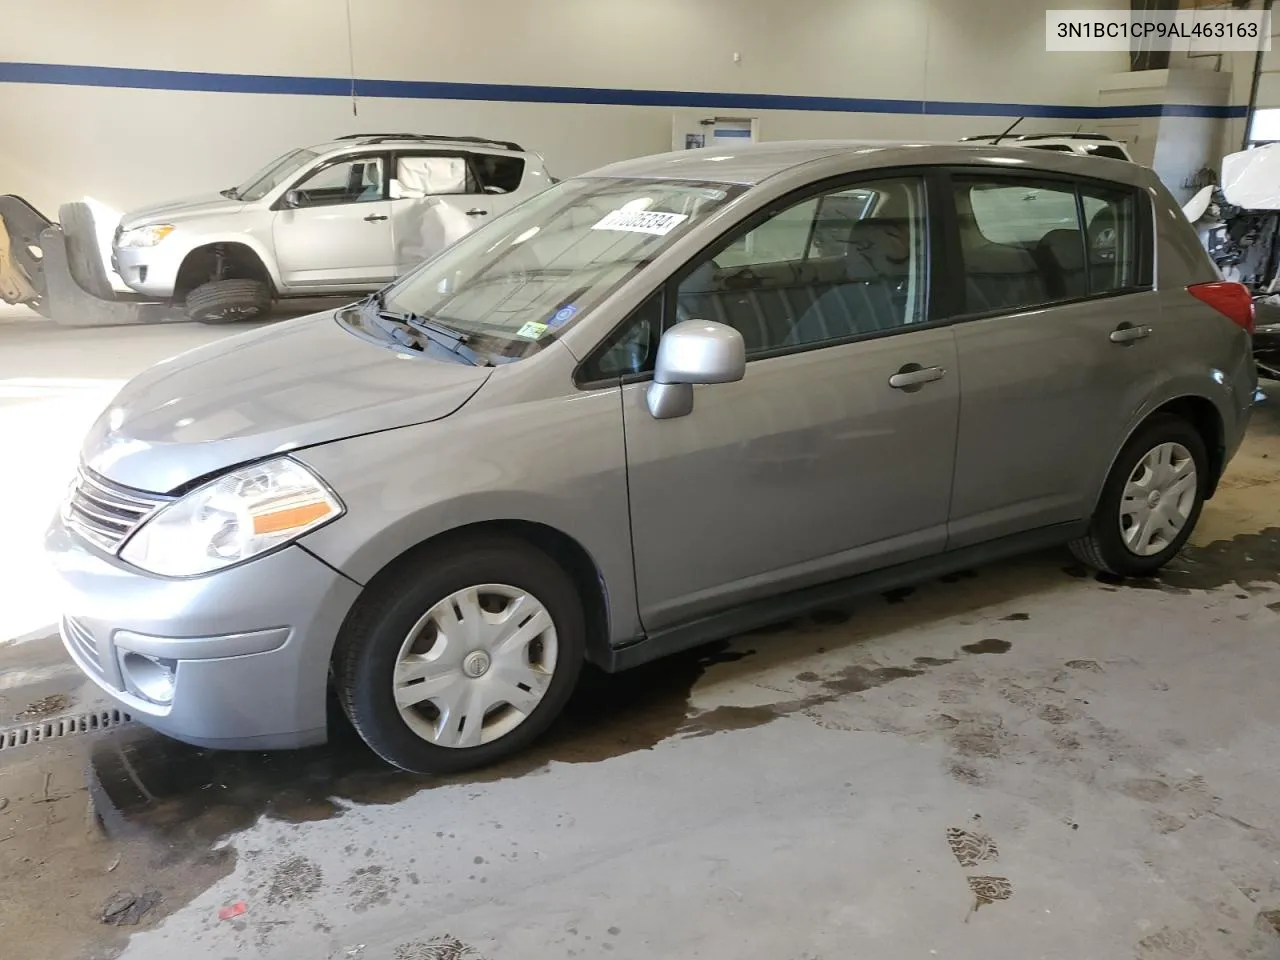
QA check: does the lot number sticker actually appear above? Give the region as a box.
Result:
[592,210,689,236]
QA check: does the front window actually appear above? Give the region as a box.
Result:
[376,176,744,362]
[233,148,321,201]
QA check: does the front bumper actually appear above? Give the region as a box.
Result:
[45,516,362,750]
[112,243,182,299]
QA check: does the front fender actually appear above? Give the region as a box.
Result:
[172,229,281,290]
[291,379,641,647]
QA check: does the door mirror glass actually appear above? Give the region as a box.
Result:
[647,319,745,419]
[283,189,302,209]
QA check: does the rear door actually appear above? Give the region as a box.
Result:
[471,152,529,217]
[940,168,1161,548]
[390,152,493,273]
[272,152,394,289]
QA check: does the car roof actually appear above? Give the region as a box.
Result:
[583,139,1147,187]
[306,134,528,155]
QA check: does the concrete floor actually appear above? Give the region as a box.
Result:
[4,318,1280,960]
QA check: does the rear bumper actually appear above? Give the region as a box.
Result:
[46,516,362,750]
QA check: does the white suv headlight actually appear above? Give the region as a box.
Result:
[117,224,175,247]
[119,457,343,577]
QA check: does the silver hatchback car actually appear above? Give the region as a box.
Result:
[48,140,1256,773]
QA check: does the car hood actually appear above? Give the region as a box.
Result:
[80,311,493,492]
[119,193,247,230]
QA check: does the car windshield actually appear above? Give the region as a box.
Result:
[378,176,745,362]
[232,148,321,201]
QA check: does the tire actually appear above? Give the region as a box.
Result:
[333,537,586,774]
[58,202,114,300]
[185,278,271,324]
[1069,414,1208,577]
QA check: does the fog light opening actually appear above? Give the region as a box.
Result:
[121,652,177,705]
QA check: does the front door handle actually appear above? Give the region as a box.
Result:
[1110,322,1151,344]
[364,214,388,222]
[888,363,947,391]
[466,208,489,217]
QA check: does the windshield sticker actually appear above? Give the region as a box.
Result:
[592,210,689,236]
[548,304,577,329]
[516,320,548,340]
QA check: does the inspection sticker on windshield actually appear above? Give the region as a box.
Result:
[592,210,688,236]
[516,321,548,340]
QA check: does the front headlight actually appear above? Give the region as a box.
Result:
[117,223,175,247]
[119,457,344,577]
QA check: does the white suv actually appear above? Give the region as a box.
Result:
[111,134,555,322]
[959,132,1134,162]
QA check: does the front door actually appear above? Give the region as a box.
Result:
[619,174,962,631]
[942,169,1160,548]
[273,153,395,289]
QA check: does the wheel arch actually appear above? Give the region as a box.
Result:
[174,238,278,300]
[335,519,616,670]
[1099,393,1227,508]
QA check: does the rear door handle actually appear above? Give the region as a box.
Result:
[1110,322,1151,344]
[888,364,947,390]
[363,214,388,222]
[466,208,489,217]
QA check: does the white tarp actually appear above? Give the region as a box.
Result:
[1221,142,1280,211]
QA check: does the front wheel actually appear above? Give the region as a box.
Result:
[333,538,585,774]
[1069,415,1208,577]
[185,278,271,323]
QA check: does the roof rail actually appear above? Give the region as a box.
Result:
[335,133,525,151]
[1014,132,1115,142]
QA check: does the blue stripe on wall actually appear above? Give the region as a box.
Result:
[0,61,1249,120]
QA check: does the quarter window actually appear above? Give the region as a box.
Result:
[955,175,1141,314]
[674,178,928,356]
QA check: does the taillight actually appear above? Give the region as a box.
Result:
[1187,281,1254,334]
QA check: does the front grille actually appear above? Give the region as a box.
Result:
[62,615,103,677]
[63,467,169,553]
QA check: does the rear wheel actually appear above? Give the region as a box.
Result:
[1069,415,1208,577]
[185,278,271,323]
[333,537,585,774]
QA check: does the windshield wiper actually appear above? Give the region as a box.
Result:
[220,187,240,199]
[365,293,490,366]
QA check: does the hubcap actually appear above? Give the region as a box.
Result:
[1119,441,1198,557]
[392,584,558,749]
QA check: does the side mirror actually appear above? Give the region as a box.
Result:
[283,189,302,209]
[646,319,745,419]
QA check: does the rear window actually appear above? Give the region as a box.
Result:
[474,155,526,194]
[956,175,1144,314]
[1082,144,1130,161]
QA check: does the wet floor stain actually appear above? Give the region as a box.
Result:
[6,521,1277,958]
[961,639,1012,655]
[1062,527,1280,595]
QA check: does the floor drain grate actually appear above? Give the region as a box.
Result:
[0,709,133,750]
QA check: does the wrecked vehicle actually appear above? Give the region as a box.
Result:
[1183,142,1280,379]
[0,134,555,326]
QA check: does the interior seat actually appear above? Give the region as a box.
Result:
[784,218,910,346]
[959,214,1051,314]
